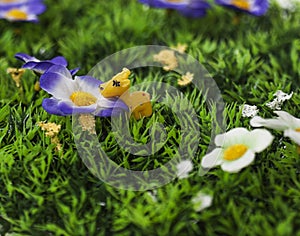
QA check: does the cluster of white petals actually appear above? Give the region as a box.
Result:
[266,90,293,110]
[250,111,300,145]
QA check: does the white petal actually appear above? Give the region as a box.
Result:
[221,150,255,173]
[284,129,300,145]
[177,160,193,179]
[201,148,223,169]
[275,111,300,129]
[191,192,213,212]
[248,129,274,153]
[250,116,289,130]
[215,128,249,147]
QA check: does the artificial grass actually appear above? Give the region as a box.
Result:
[0,0,300,235]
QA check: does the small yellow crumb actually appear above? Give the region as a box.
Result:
[171,43,187,54]
[178,72,194,86]
[34,81,41,91]
[7,67,26,88]
[153,50,178,71]
[38,121,62,153]
[51,136,62,152]
[38,121,61,137]
[79,114,96,134]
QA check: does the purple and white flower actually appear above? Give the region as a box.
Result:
[215,0,269,16]
[139,0,211,18]
[0,0,46,22]
[40,65,128,116]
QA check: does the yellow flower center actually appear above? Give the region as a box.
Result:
[223,144,248,161]
[296,128,300,132]
[231,0,250,10]
[70,91,97,106]
[5,9,28,20]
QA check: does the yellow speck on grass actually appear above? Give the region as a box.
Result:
[178,72,194,86]
[38,121,62,152]
[7,67,26,88]
[153,50,178,71]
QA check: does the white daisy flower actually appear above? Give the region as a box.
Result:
[201,128,274,173]
[250,111,300,145]
[176,159,193,179]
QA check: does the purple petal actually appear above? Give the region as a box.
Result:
[139,0,187,9]
[76,75,103,87]
[70,67,80,76]
[97,108,124,117]
[42,98,66,116]
[40,71,74,98]
[110,98,129,110]
[15,53,39,63]
[26,2,47,15]
[50,56,68,67]
[44,65,72,79]
[33,62,56,74]
[23,61,53,74]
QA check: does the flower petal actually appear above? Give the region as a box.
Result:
[70,67,80,76]
[201,148,223,169]
[215,127,249,147]
[275,111,300,129]
[284,129,300,145]
[57,101,97,114]
[23,61,54,74]
[15,52,39,63]
[247,129,274,153]
[50,56,68,67]
[40,71,75,100]
[45,64,72,78]
[250,115,289,130]
[76,75,103,88]
[25,2,47,15]
[221,150,255,173]
[42,98,66,116]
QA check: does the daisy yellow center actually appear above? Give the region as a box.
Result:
[223,144,248,161]
[296,128,300,132]
[70,91,97,106]
[5,9,28,20]
[231,0,250,10]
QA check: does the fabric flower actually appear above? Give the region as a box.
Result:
[176,159,193,179]
[266,90,293,110]
[201,128,273,173]
[0,0,46,22]
[250,111,300,145]
[40,65,128,116]
[191,191,213,212]
[139,0,211,18]
[15,53,79,75]
[215,0,269,16]
[241,104,259,117]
